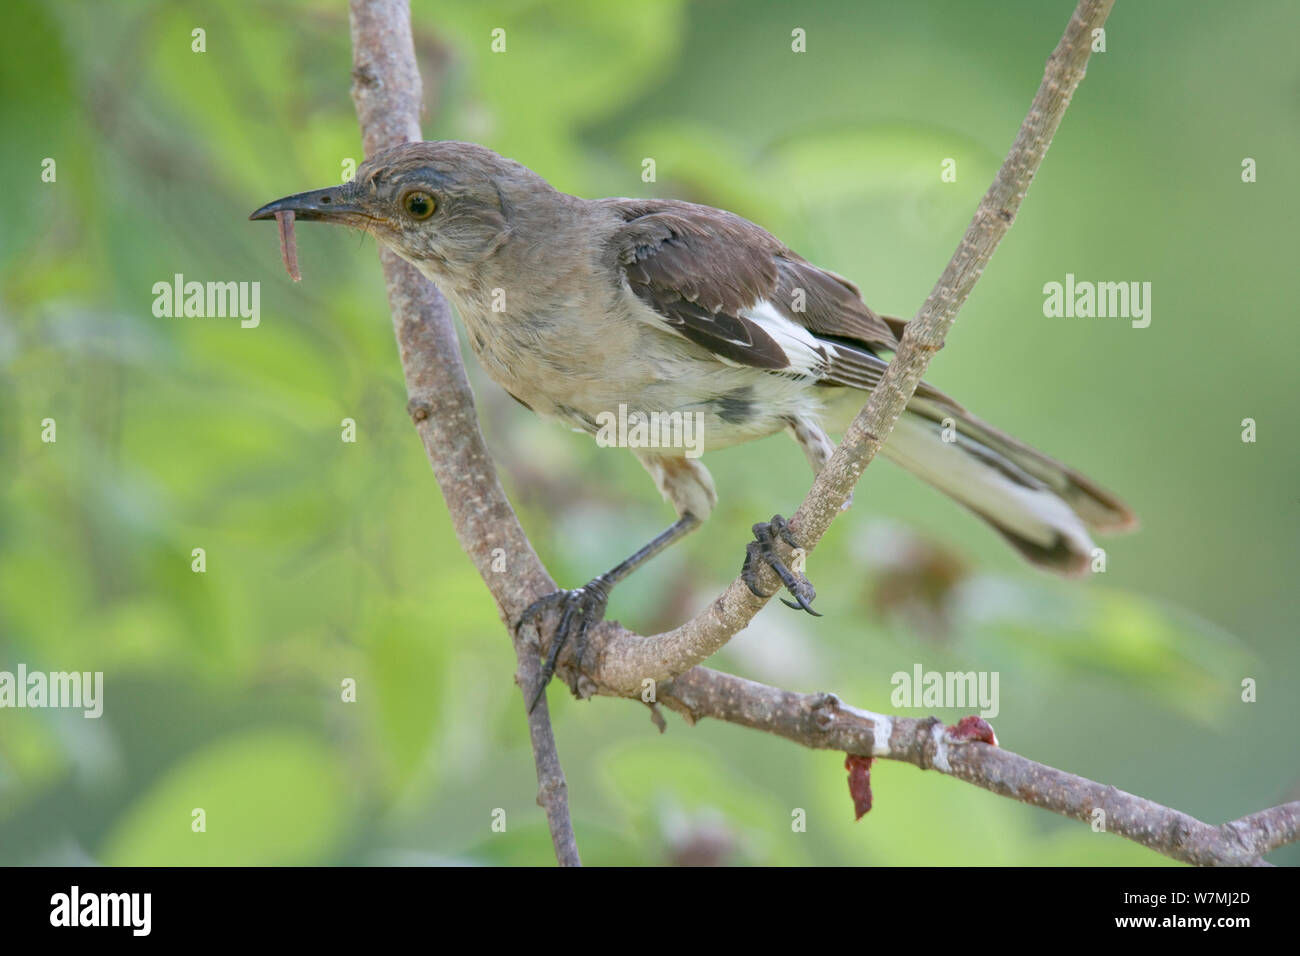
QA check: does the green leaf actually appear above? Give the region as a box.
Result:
[100,730,346,865]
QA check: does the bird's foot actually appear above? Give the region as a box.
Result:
[742,514,821,616]
[517,576,611,712]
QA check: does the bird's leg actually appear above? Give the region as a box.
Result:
[519,513,700,711]
[742,514,820,616]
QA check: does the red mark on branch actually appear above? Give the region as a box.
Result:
[948,715,998,747]
[275,210,301,281]
[845,754,875,820]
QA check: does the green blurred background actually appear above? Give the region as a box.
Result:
[1,0,1296,866]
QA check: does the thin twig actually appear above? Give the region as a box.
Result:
[346,0,579,867]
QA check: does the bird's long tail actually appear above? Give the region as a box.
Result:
[879,396,1137,576]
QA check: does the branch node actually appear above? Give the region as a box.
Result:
[810,692,841,733]
[351,63,379,90]
[407,398,432,423]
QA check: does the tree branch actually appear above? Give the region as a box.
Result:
[658,668,1298,866]
[346,0,578,867]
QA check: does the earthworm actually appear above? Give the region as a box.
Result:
[274,209,301,281]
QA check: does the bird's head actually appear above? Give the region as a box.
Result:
[251,141,552,285]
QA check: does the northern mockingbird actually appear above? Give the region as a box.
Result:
[252,141,1136,708]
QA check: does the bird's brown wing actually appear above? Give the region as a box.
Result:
[605,199,903,390]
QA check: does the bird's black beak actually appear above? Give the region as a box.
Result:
[249,186,366,224]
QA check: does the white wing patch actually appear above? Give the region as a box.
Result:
[741,300,829,378]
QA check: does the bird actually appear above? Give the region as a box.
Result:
[251,140,1137,709]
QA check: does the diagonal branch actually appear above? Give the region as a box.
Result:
[587,0,1117,694]
[346,0,577,867]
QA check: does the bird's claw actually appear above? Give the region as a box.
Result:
[742,514,821,616]
[517,577,611,712]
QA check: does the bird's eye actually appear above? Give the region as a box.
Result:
[402,190,436,220]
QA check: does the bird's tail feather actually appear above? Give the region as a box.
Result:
[880,399,1137,577]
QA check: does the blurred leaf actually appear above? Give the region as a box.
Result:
[597,737,811,865]
[101,729,346,865]
[366,608,446,793]
[957,577,1254,723]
